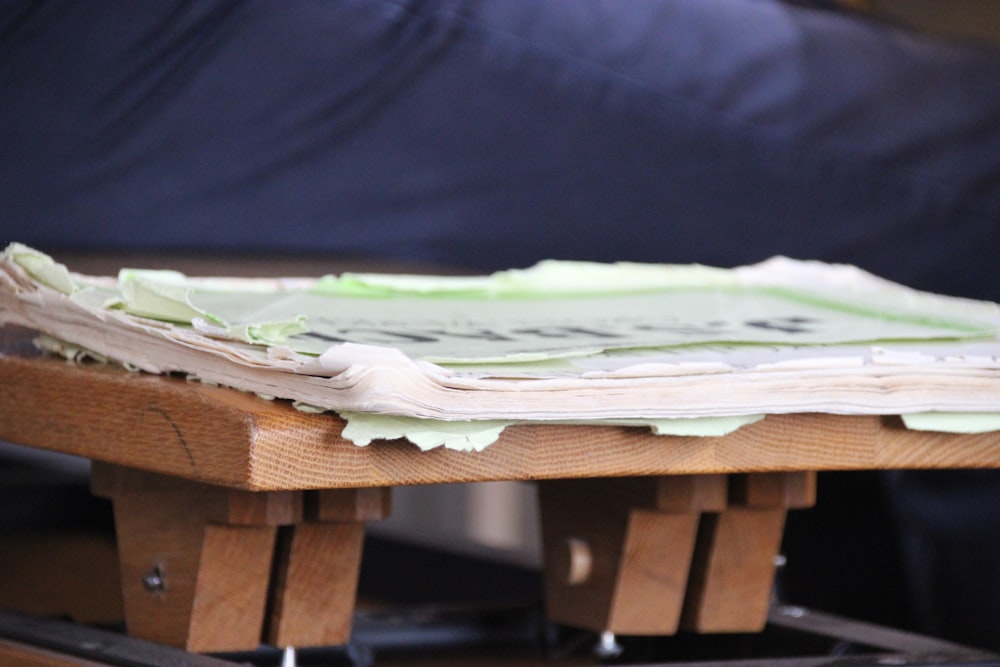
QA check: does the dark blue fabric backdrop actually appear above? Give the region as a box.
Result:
[3,0,1000,649]
[2,0,999,297]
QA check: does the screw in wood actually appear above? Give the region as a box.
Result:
[142,565,166,593]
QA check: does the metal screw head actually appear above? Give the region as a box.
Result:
[142,565,166,593]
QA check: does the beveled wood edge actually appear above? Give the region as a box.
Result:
[3,354,1000,491]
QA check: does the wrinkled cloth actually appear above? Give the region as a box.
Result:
[2,0,999,298]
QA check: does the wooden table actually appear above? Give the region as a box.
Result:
[4,345,1000,655]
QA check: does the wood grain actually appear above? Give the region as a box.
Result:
[187,524,276,652]
[94,466,280,651]
[680,473,811,633]
[267,522,365,647]
[681,507,786,633]
[266,488,389,647]
[4,355,1000,490]
[730,471,817,509]
[607,509,700,634]
[539,477,722,634]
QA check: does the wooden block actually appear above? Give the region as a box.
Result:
[104,471,280,651]
[93,465,384,650]
[91,463,301,526]
[313,487,391,522]
[655,474,728,513]
[267,487,389,646]
[266,522,366,647]
[680,472,808,633]
[606,509,701,633]
[93,463,301,649]
[92,465,301,649]
[729,471,816,509]
[539,476,720,634]
[681,507,786,633]
[187,524,276,652]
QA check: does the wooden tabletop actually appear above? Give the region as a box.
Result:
[4,350,1000,491]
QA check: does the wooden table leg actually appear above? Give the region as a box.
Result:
[267,488,391,647]
[92,464,390,652]
[681,471,817,633]
[540,472,817,637]
[91,464,299,652]
[539,475,727,634]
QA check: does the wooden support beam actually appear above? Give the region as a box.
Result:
[91,464,389,651]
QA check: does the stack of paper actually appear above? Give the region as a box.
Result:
[3,243,1000,450]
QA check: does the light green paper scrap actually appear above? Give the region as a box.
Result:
[106,270,308,345]
[340,412,513,452]
[119,268,292,294]
[315,260,736,298]
[3,243,76,294]
[238,318,309,346]
[118,277,221,324]
[548,414,764,437]
[644,414,764,436]
[119,268,189,285]
[34,333,110,364]
[901,412,1000,434]
[339,412,764,451]
[314,273,495,298]
[490,260,737,295]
